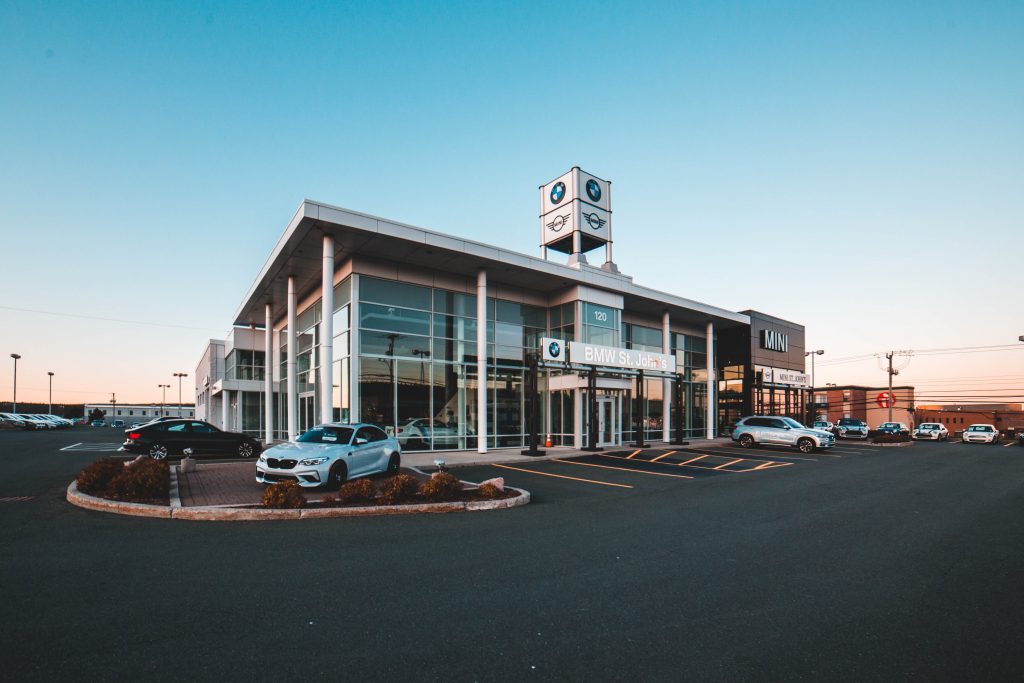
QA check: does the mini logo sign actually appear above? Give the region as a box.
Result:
[760,329,789,353]
[550,182,566,205]
[582,212,606,230]
[546,213,570,232]
[586,179,602,202]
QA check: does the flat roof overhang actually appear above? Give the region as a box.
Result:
[233,200,750,332]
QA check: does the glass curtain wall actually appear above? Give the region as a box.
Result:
[225,350,265,381]
[332,279,352,423]
[356,276,544,451]
[666,332,709,439]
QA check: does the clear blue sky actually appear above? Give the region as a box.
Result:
[1,1,1022,405]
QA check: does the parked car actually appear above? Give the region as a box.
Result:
[395,418,466,449]
[0,413,30,429]
[732,416,836,453]
[90,419,106,427]
[257,423,401,488]
[16,414,54,430]
[876,422,910,436]
[812,420,835,433]
[121,419,262,459]
[835,418,868,439]
[34,414,71,428]
[1017,432,1024,447]
[962,424,1000,444]
[111,420,125,428]
[912,423,948,441]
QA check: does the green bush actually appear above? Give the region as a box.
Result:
[419,472,463,502]
[338,478,377,504]
[107,458,170,502]
[262,481,306,509]
[76,458,125,495]
[378,474,420,505]
[478,482,501,499]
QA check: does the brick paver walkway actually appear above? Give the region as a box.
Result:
[178,463,266,507]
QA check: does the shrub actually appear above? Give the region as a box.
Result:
[107,458,170,502]
[319,494,338,507]
[419,472,463,502]
[262,481,306,509]
[338,478,377,504]
[478,483,501,499]
[76,458,125,495]
[872,433,911,444]
[378,474,420,505]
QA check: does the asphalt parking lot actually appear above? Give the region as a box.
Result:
[2,428,1024,681]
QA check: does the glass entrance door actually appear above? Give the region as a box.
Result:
[597,396,616,447]
[299,394,316,433]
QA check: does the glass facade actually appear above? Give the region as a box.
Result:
[225,349,265,381]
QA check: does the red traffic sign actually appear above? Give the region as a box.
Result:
[877,391,894,408]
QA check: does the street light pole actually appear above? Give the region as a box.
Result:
[47,371,54,415]
[111,393,116,426]
[10,354,20,413]
[173,373,188,416]
[804,349,824,423]
[158,384,170,416]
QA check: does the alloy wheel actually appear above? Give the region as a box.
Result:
[149,444,168,460]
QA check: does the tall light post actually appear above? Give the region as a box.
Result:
[10,354,20,413]
[47,371,54,415]
[110,393,116,425]
[158,384,170,416]
[805,349,824,423]
[173,373,188,416]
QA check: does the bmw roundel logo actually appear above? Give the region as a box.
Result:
[548,341,561,358]
[586,179,602,202]
[550,182,566,205]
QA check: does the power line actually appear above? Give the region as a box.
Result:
[0,305,217,332]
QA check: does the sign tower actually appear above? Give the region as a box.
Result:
[539,167,616,271]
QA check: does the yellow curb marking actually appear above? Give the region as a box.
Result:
[492,463,633,489]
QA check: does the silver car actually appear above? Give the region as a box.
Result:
[257,423,402,488]
[732,416,836,453]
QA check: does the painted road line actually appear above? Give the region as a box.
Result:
[650,450,676,462]
[59,443,82,451]
[597,452,746,473]
[1003,441,1017,447]
[713,458,744,470]
[674,454,709,466]
[685,447,818,462]
[555,458,693,479]
[492,463,634,489]
[626,449,643,459]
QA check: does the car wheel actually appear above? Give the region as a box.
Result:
[149,444,169,460]
[409,437,425,451]
[328,461,347,487]
[237,441,256,458]
[739,434,755,448]
[797,438,816,454]
[387,453,400,474]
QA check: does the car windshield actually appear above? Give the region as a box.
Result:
[967,426,991,432]
[296,426,354,444]
[782,418,804,429]
[919,424,938,430]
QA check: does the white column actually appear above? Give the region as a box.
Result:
[264,303,273,444]
[349,275,360,422]
[320,234,335,425]
[287,276,298,441]
[662,311,671,443]
[706,321,715,440]
[476,269,488,454]
[221,390,229,431]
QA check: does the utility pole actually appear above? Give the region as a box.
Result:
[158,384,170,416]
[10,354,20,412]
[886,352,897,422]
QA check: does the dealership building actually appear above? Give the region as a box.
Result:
[195,168,811,452]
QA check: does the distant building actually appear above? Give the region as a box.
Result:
[812,385,916,427]
[915,403,1024,434]
[83,403,195,425]
[195,328,275,438]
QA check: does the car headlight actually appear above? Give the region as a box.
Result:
[300,457,330,466]
[258,455,266,463]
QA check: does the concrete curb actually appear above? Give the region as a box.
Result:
[870,441,915,448]
[66,481,530,521]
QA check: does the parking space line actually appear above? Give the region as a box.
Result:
[625,449,643,459]
[555,459,693,479]
[713,458,743,470]
[59,443,82,451]
[685,447,817,462]
[492,463,634,489]
[1003,442,1016,447]
[675,454,709,466]
[650,450,676,462]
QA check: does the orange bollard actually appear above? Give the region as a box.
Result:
[545,434,552,448]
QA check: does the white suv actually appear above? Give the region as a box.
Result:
[962,424,999,444]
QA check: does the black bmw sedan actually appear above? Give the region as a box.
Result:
[122,419,262,460]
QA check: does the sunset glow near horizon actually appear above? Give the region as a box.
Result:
[1,2,1022,408]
